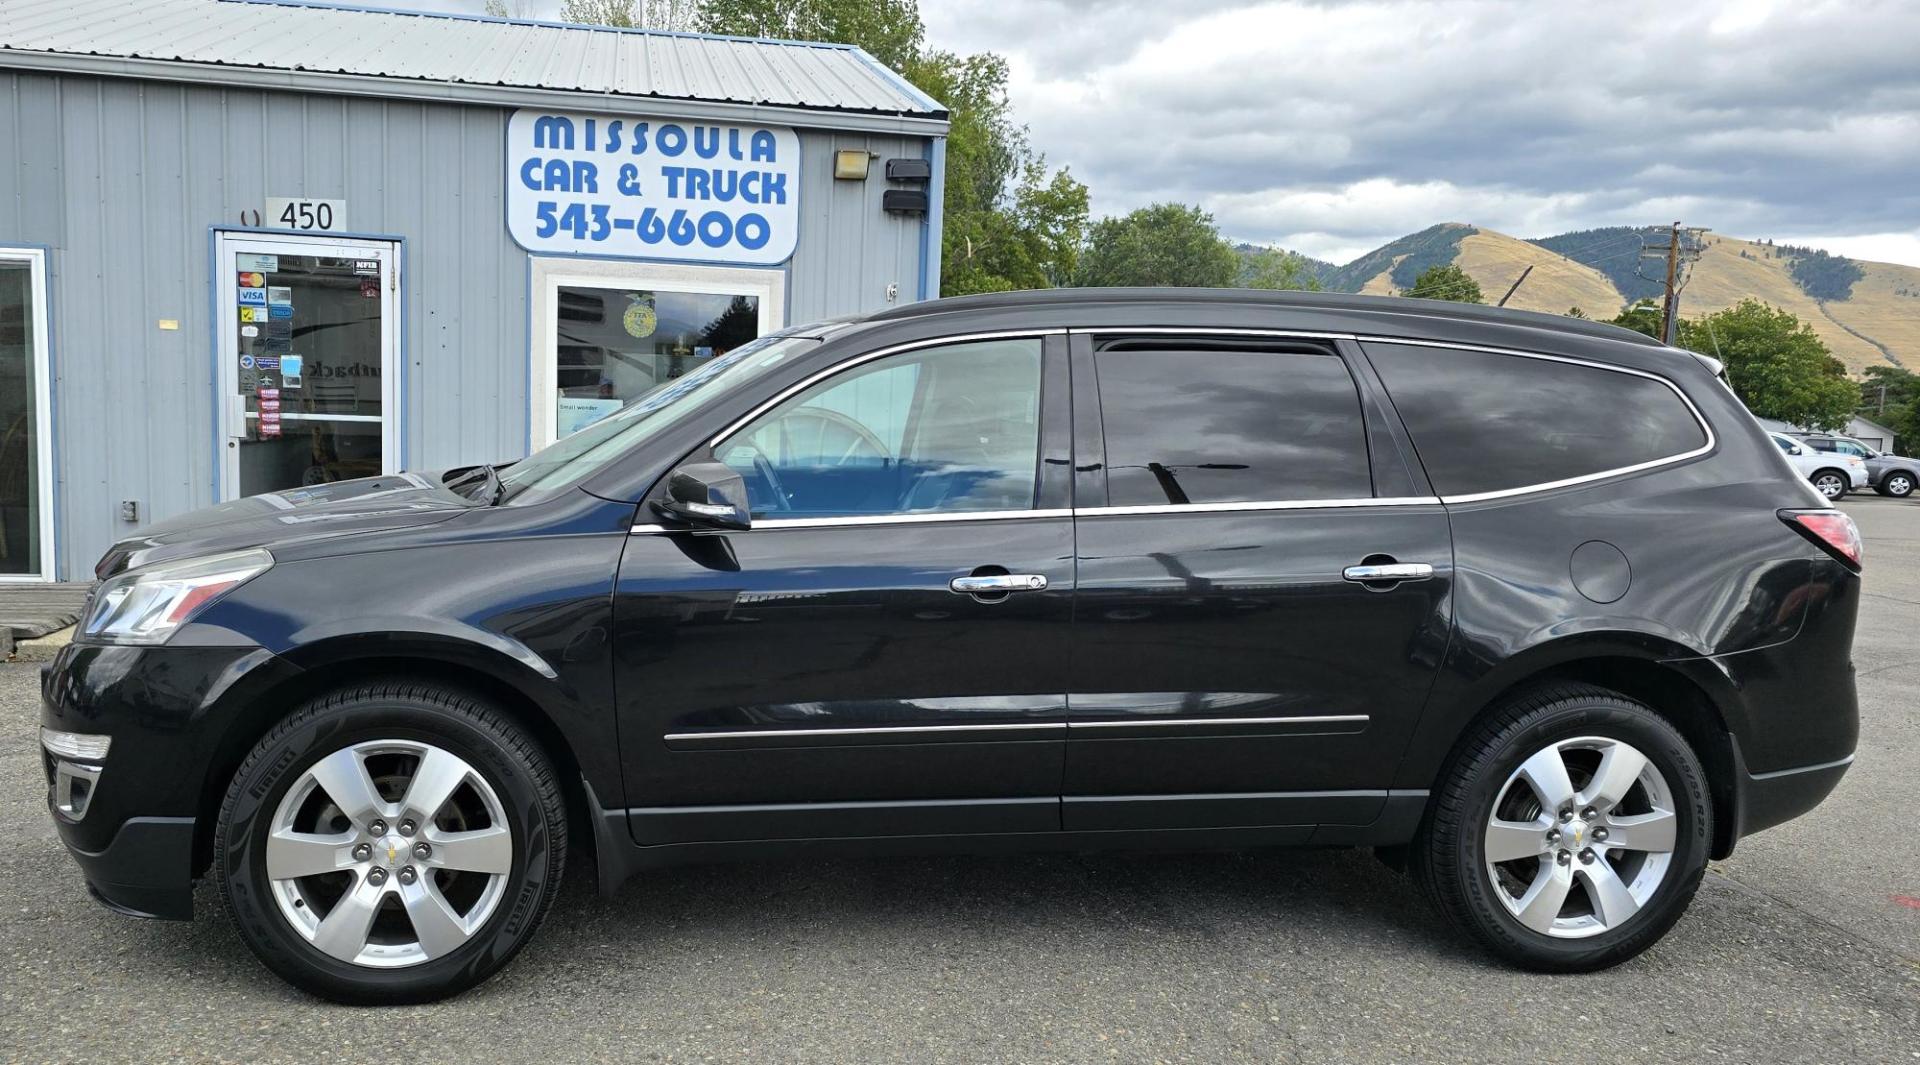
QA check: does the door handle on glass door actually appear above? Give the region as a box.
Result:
[949,574,1049,594]
[1341,562,1434,583]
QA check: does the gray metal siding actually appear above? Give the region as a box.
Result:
[0,70,930,578]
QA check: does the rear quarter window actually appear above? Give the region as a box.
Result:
[1364,342,1709,499]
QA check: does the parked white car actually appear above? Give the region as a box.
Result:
[1769,432,1867,500]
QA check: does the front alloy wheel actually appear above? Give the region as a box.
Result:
[216,684,566,1003]
[1813,471,1848,500]
[265,740,514,967]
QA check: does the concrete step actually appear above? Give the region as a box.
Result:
[0,583,94,641]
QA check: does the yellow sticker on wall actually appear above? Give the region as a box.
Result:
[623,295,657,339]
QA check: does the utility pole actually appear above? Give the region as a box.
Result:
[1641,222,1709,344]
[1497,264,1534,308]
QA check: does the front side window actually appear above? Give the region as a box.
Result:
[717,338,1044,517]
[1093,346,1371,505]
[1833,439,1870,457]
[1365,342,1708,498]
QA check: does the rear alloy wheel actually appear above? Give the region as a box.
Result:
[1812,470,1848,500]
[215,684,566,1003]
[1884,471,1915,498]
[1482,737,1677,938]
[1411,684,1711,971]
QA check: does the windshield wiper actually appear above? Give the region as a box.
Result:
[446,463,506,505]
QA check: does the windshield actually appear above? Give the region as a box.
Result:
[497,333,819,499]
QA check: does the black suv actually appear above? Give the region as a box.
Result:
[41,290,1861,1003]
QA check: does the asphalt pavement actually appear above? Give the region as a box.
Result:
[3,497,1916,1063]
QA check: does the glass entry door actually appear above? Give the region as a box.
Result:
[216,233,397,500]
[0,247,52,581]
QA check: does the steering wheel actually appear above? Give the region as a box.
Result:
[769,407,893,468]
[749,450,791,514]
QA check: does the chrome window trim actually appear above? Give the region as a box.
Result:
[665,721,1067,742]
[1353,335,1718,505]
[706,328,1063,447]
[1067,326,1360,341]
[752,508,1072,530]
[1075,496,1440,518]
[629,498,1440,533]
[1070,714,1369,729]
[629,498,1441,533]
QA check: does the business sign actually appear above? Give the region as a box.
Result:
[505,109,799,266]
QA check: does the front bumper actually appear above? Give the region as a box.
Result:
[40,639,302,922]
[56,815,197,920]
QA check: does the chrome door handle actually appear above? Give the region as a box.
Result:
[949,574,1049,594]
[1342,562,1434,583]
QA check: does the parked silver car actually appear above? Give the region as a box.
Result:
[1795,433,1918,499]
[1769,433,1867,500]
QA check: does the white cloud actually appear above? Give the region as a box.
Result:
[925,0,1920,265]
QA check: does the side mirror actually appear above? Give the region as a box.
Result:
[652,462,751,530]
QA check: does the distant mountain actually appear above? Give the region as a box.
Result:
[1281,222,1920,372]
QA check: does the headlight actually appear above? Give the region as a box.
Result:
[81,548,273,645]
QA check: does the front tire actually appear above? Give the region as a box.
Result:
[1811,469,1848,501]
[214,683,566,1004]
[1410,684,1711,972]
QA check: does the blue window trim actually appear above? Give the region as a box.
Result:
[207,225,409,500]
[919,136,946,301]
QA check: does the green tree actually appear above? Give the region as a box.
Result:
[1242,248,1323,291]
[1677,300,1857,430]
[1861,365,1920,451]
[907,50,1088,294]
[559,0,700,29]
[699,0,923,71]
[1400,264,1483,303]
[1075,203,1241,288]
[1609,298,1663,338]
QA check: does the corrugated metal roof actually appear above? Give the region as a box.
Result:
[0,0,946,123]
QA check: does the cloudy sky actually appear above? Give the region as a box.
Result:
[411,0,1920,267]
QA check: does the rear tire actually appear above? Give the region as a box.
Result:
[1883,470,1915,498]
[1811,470,1848,501]
[214,682,566,1004]
[1410,683,1711,972]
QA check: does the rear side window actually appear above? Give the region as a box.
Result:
[1365,342,1708,499]
[1094,346,1371,505]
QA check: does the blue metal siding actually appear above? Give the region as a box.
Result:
[0,69,931,578]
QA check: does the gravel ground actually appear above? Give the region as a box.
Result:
[2,497,1916,1063]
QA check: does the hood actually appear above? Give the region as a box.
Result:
[95,471,477,578]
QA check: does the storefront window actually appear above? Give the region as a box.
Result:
[531,260,784,448]
[555,287,760,436]
[0,251,49,579]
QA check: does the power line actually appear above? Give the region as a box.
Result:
[1640,222,1709,343]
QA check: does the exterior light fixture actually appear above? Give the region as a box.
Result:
[834,150,872,180]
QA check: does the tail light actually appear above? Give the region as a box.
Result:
[1780,509,1863,571]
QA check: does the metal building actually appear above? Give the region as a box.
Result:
[0,0,948,581]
